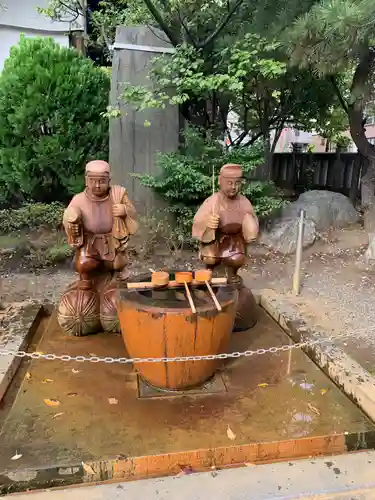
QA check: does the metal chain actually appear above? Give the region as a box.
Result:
[0,327,365,365]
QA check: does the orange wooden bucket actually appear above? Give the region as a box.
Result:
[117,274,238,390]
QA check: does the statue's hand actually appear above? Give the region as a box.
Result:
[113,203,127,217]
[117,236,129,252]
[207,214,220,230]
[70,223,81,237]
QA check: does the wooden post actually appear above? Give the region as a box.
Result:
[292,210,305,296]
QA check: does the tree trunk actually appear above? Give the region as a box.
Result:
[348,49,375,261]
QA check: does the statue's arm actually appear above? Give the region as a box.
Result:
[242,199,259,243]
[121,190,138,236]
[62,197,83,247]
[121,191,137,220]
[192,198,216,243]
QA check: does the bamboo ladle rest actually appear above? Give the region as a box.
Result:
[126,276,227,290]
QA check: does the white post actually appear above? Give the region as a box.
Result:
[292,209,305,295]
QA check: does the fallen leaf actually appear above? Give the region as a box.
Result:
[320,389,327,395]
[245,462,256,467]
[11,452,22,461]
[25,372,32,380]
[257,383,268,388]
[72,369,80,374]
[89,353,97,357]
[67,392,78,397]
[226,425,236,440]
[44,398,61,407]
[307,403,320,416]
[52,412,65,419]
[108,398,118,405]
[82,462,95,475]
[175,465,193,477]
[42,378,53,384]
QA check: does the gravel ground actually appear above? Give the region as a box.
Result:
[243,227,375,371]
[1,225,375,372]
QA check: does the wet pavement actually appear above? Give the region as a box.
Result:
[0,307,374,479]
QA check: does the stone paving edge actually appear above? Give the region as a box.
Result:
[0,304,45,402]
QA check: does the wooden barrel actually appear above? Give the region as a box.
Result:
[117,275,238,390]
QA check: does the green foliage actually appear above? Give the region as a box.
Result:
[0,203,64,234]
[285,0,375,160]
[119,34,286,109]
[135,127,284,242]
[287,0,375,73]
[116,32,345,152]
[42,0,348,156]
[0,36,109,205]
[45,242,73,263]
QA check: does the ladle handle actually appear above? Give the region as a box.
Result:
[205,281,222,312]
[184,282,196,314]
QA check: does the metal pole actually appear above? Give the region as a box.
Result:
[292,209,305,295]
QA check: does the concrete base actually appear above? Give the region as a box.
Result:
[1,307,375,494]
[7,451,375,499]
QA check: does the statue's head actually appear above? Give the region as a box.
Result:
[85,160,111,199]
[218,164,243,199]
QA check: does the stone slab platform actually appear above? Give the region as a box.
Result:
[0,307,374,494]
[0,303,45,402]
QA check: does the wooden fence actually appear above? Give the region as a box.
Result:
[259,152,364,202]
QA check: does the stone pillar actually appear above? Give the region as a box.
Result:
[109,26,180,216]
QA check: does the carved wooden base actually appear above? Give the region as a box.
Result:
[100,279,121,333]
[232,279,258,332]
[57,272,121,336]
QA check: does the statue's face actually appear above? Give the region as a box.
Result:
[219,175,242,198]
[86,174,110,198]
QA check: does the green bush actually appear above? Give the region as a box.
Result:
[0,36,110,206]
[0,202,64,234]
[136,127,285,243]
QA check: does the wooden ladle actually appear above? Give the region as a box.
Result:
[151,271,170,287]
[194,269,222,312]
[175,271,196,314]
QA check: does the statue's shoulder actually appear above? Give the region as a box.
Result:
[239,194,253,207]
[68,191,86,205]
[203,192,218,204]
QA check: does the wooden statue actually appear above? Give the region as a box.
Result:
[63,160,138,284]
[57,160,138,336]
[192,163,259,283]
[192,163,259,330]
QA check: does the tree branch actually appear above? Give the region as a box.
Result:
[329,75,349,115]
[142,0,180,46]
[241,130,263,148]
[348,48,375,160]
[197,0,243,49]
[176,9,198,48]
